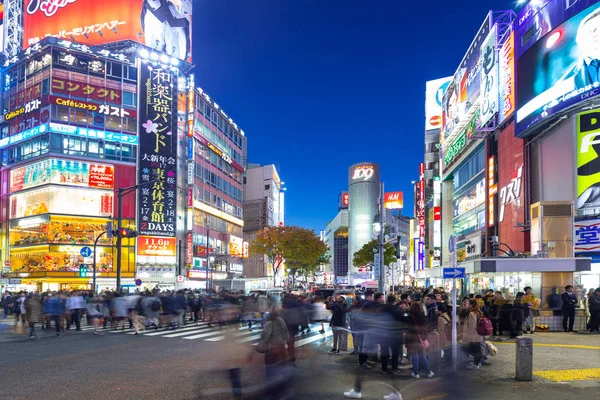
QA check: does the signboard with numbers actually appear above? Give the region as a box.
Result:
[137,62,178,238]
[137,236,177,257]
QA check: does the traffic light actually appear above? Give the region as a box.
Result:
[118,228,139,239]
[79,265,88,278]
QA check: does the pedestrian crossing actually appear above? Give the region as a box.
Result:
[77,321,333,348]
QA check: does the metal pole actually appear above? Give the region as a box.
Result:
[93,231,107,293]
[206,227,210,292]
[378,182,385,293]
[116,188,123,292]
[451,240,458,372]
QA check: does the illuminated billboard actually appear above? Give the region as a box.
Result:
[384,192,404,210]
[23,0,192,60]
[515,0,600,135]
[441,14,491,141]
[425,77,452,130]
[577,109,600,210]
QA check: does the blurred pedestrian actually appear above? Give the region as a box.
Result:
[461,298,484,369]
[589,288,600,333]
[86,294,104,335]
[328,295,348,354]
[25,293,42,339]
[258,309,289,400]
[406,301,434,379]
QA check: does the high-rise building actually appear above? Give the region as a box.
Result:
[243,164,285,280]
[347,162,380,284]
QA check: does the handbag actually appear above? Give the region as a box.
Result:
[413,317,429,349]
[485,340,498,356]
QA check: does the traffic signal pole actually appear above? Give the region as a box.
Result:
[115,179,158,292]
[93,231,107,293]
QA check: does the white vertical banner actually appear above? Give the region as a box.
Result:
[480,24,498,127]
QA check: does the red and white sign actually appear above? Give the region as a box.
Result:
[384,192,403,210]
[186,232,193,265]
[488,156,497,227]
[137,236,177,257]
[343,193,349,207]
[89,164,114,189]
[434,207,441,221]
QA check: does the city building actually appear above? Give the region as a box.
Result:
[243,164,285,282]
[347,162,380,285]
[185,86,248,290]
[324,193,349,284]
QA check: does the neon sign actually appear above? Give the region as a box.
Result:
[352,165,374,181]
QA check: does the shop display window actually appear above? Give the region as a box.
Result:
[10,216,112,247]
[10,246,114,273]
[468,272,541,299]
[10,186,113,219]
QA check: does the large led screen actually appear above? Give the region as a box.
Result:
[23,0,192,61]
[516,0,600,135]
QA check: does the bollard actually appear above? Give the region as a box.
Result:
[515,336,533,381]
[428,331,441,371]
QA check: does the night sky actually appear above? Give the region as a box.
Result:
[193,0,520,231]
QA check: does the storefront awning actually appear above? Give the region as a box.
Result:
[474,258,592,273]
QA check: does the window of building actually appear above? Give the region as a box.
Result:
[123,91,137,106]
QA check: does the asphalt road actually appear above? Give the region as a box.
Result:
[1,325,599,400]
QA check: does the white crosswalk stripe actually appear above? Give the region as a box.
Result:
[72,321,331,349]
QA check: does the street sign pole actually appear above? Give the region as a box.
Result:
[450,236,458,373]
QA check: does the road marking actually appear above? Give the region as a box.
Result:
[130,322,211,336]
[492,342,600,350]
[294,329,333,346]
[534,368,600,382]
[205,336,225,341]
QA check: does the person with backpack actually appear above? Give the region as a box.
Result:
[461,298,485,369]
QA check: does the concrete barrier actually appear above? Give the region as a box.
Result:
[515,336,533,381]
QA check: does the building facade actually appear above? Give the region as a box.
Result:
[243,164,285,280]
[347,162,380,284]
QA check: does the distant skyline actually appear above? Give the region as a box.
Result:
[193,0,518,231]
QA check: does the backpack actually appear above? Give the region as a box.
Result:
[151,298,161,312]
[477,316,493,336]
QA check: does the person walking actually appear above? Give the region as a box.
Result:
[406,301,434,379]
[328,295,348,354]
[511,292,526,338]
[47,292,65,336]
[66,291,85,331]
[588,288,600,333]
[2,291,12,319]
[259,309,289,400]
[561,285,578,332]
[86,294,104,335]
[461,298,484,369]
[25,293,42,339]
[523,286,537,334]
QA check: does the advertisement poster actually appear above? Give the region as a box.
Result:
[574,218,600,251]
[479,25,498,127]
[577,109,600,209]
[425,77,452,131]
[137,236,177,257]
[384,192,404,209]
[454,180,486,218]
[442,15,491,140]
[499,31,515,123]
[137,62,178,238]
[10,158,114,192]
[516,1,600,135]
[23,0,192,61]
[229,235,243,257]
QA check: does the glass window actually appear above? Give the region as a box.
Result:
[42,78,50,95]
[106,115,121,130]
[108,62,122,78]
[123,91,136,106]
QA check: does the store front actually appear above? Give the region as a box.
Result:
[470,257,591,331]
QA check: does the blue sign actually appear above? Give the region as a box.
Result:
[135,279,143,287]
[187,138,193,160]
[0,123,49,149]
[443,267,465,279]
[80,247,93,258]
[50,123,139,145]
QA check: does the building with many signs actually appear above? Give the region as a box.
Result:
[0,0,251,293]
[408,1,600,331]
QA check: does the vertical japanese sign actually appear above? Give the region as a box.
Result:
[418,163,425,241]
[479,25,498,127]
[499,31,515,123]
[488,156,497,227]
[137,62,178,237]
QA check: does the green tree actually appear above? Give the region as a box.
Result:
[249,226,326,286]
[352,239,397,268]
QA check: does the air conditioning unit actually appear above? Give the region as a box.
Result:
[530,201,573,258]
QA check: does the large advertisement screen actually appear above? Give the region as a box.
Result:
[23,0,192,60]
[441,15,491,141]
[516,0,600,135]
[10,158,114,192]
[137,62,178,238]
[576,109,600,209]
[425,77,452,131]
